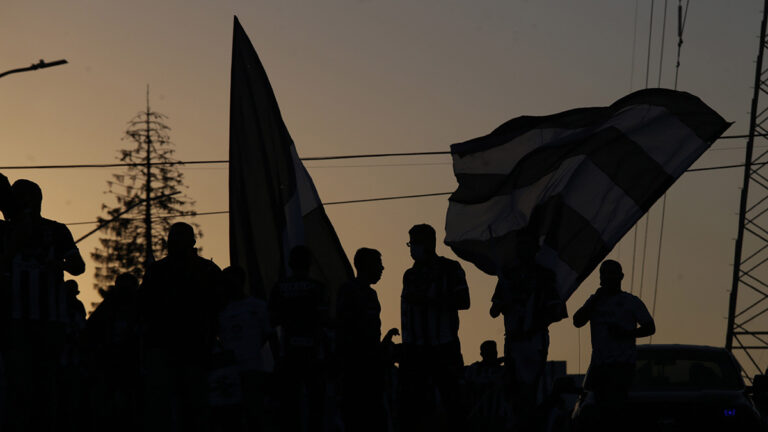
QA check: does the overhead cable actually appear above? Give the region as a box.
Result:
[64,191,453,227]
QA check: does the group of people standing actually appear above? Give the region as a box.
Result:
[0,172,656,432]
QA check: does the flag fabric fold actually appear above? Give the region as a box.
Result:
[445,89,730,301]
[229,17,353,308]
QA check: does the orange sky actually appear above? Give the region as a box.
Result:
[1,0,765,372]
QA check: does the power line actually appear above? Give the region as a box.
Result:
[630,0,640,90]
[709,145,768,151]
[719,134,768,140]
[307,162,451,169]
[652,1,691,344]
[0,137,760,171]
[64,191,453,227]
[303,151,450,161]
[645,0,655,89]
[73,191,181,243]
[62,155,751,228]
[636,0,656,297]
[687,162,767,173]
[673,0,691,89]
[324,191,451,205]
[0,161,222,170]
[657,0,669,88]
[0,152,453,170]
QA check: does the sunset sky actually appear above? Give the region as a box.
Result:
[1,0,764,372]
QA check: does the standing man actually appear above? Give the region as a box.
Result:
[0,172,9,428]
[2,179,86,432]
[400,224,470,431]
[489,233,566,429]
[138,222,221,432]
[336,247,398,432]
[464,340,507,429]
[85,273,142,431]
[573,259,655,430]
[269,245,328,432]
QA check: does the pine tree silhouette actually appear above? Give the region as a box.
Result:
[91,87,200,303]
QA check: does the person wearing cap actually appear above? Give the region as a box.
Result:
[573,259,655,429]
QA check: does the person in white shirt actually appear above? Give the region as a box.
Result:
[573,259,655,429]
[217,265,272,431]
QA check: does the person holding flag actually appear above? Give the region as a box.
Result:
[489,231,565,429]
[573,260,655,430]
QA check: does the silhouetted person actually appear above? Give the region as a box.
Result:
[138,222,221,432]
[573,260,655,432]
[215,265,273,432]
[1,179,85,432]
[268,245,327,432]
[464,341,507,432]
[0,172,9,423]
[465,340,503,385]
[400,224,470,432]
[58,280,87,432]
[489,233,565,429]
[336,247,399,432]
[0,172,11,221]
[85,272,141,431]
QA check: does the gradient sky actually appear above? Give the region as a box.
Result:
[1,0,764,372]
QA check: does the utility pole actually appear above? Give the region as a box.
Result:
[144,85,154,269]
[727,0,768,381]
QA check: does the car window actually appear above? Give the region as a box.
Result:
[632,350,743,391]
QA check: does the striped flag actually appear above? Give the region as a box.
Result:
[445,89,730,301]
[229,17,353,309]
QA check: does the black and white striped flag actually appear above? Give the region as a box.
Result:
[445,89,730,301]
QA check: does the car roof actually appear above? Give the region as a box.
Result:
[637,344,728,353]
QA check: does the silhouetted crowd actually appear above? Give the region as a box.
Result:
[0,174,656,432]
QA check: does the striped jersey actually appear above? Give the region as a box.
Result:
[2,218,79,322]
[401,256,469,346]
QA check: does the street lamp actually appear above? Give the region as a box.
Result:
[0,59,68,79]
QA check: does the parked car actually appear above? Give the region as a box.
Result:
[571,344,763,431]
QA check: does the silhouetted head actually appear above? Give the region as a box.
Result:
[408,224,436,262]
[599,260,624,291]
[288,245,313,278]
[114,272,139,293]
[64,279,79,296]
[480,340,497,364]
[167,222,196,257]
[222,265,247,301]
[11,179,42,221]
[354,247,383,285]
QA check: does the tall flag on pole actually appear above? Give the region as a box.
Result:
[445,89,730,301]
[229,17,353,307]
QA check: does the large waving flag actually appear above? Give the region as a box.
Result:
[229,17,353,307]
[445,89,730,301]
